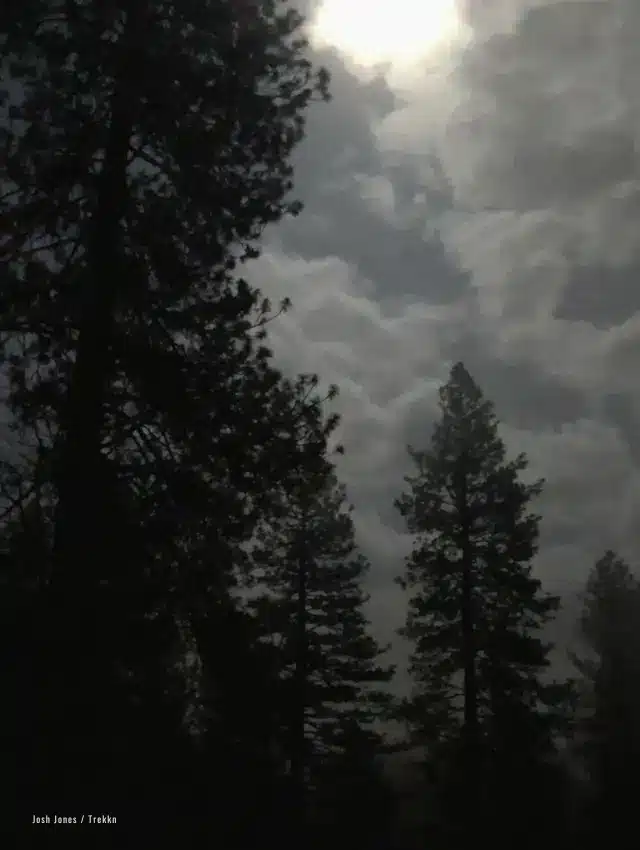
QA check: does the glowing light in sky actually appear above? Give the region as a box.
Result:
[312,0,465,68]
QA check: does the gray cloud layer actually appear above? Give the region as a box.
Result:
[247,0,640,685]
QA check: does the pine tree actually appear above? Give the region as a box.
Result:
[572,550,640,840]
[1,0,331,830]
[246,444,394,842]
[395,362,570,845]
[1,0,329,580]
[2,361,349,835]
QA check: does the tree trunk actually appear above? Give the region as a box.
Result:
[52,7,144,588]
[459,474,478,755]
[461,553,478,749]
[41,7,147,808]
[459,464,480,835]
[290,533,309,840]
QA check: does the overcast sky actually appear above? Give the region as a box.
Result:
[244,0,640,685]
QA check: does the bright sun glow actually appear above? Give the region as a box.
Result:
[312,0,464,68]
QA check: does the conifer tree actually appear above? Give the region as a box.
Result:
[395,362,570,845]
[2,361,347,835]
[1,0,331,830]
[1,0,329,581]
[246,444,394,840]
[572,550,640,840]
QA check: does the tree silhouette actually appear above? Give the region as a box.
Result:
[246,442,394,842]
[2,0,329,575]
[395,362,571,846]
[1,0,331,837]
[572,550,640,842]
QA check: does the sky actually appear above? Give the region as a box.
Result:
[244,0,640,687]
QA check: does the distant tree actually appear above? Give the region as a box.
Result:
[395,362,571,846]
[571,550,640,841]
[246,447,394,842]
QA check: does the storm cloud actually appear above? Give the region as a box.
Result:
[247,0,640,684]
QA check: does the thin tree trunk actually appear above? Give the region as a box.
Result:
[461,559,478,744]
[459,470,478,753]
[290,532,309,839]
[459,463,480,835]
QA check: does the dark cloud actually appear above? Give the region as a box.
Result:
[291,48,396,194]
[248,0,640,689]
[281,187,468,303]
[601,392,640,466]
[556,263,640,328]
[278,47,468,304]
[444,337,588,431]
[444,1,637,211]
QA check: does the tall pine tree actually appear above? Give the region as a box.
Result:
[246,437,394,844]
[1,0,331,834]
[395,362,570,846]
